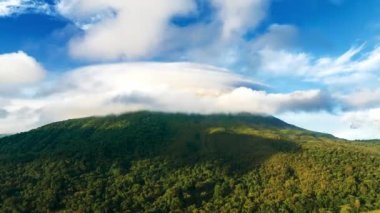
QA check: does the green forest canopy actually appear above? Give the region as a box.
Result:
[0,111,379,212]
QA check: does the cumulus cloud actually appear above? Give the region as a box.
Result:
[57,0,196,60]
[212,0,269,40]
[0,51,46,85]
[55,0,271,61]
[0,62,330,133]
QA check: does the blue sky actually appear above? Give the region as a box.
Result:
[1,0,380,139]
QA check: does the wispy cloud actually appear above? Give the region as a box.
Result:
[0,0,53,16]
[257,44,380,87]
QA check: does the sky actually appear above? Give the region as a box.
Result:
[1,0,380,139]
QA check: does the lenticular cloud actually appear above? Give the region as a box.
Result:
[0,62,329,133]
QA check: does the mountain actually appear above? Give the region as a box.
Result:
[0,111,379,212]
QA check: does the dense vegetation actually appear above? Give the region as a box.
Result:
[0,111,379,212]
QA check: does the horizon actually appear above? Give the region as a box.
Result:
[1,0,380,139]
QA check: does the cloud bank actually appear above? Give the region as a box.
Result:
[0,62,331,134]
[0,49,379,139]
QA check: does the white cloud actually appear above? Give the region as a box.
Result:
[0,62,328,133]
[0,0,21,16]
[258,49,311,75]
[212,0,269,40]
[215,88,332,113]
[56,0,272,61]
[258,45,380,85]
[343,108,380,128]
[0,60,377,140]
[1,0,271,62]
[251,24,298,50]
[0,51,46,85]
[336,89,380,110]
[0,0,52,16]
[57,0,196,60]
[278,109,380,140]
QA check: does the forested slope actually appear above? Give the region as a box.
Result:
[0,111,379,212]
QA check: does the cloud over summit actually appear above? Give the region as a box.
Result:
[0,62,332,133]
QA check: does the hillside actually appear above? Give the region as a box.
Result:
[0,111,379,212]
[0,134,8,138]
